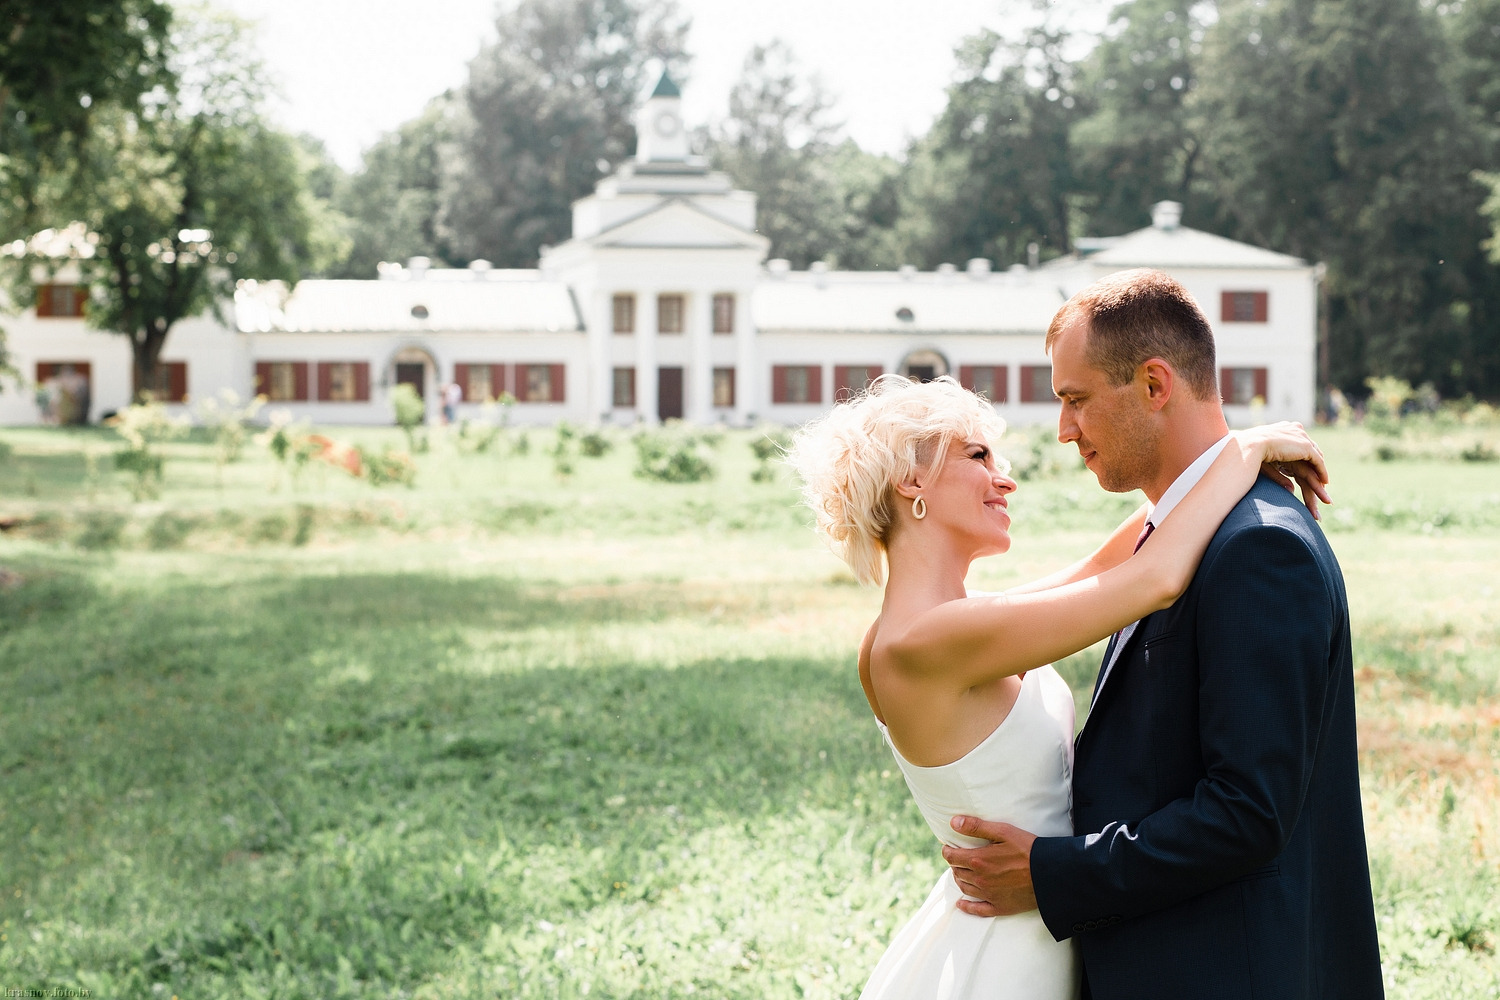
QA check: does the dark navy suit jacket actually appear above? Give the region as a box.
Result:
[1030,477,1383,1000]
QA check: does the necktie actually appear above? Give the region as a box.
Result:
[1091,520,1157,706]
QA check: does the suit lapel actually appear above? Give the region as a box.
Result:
[1079,612,1154,744]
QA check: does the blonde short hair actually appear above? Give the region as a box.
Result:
[788,374,1008,586]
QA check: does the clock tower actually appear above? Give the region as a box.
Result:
[634,70,689,163]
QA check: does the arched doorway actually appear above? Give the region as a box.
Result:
[899,348,951,383]
[384,345,439,423]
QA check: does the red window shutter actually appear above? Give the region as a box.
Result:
[293,362,310,402]
[1220,292,1234,323]
[485,364,502,398]
[353,362,370,401]
[807,365,823,404]
[1253,292,1268,323]
[35,285,53,317]
[771,366,786,404]
[958,366,974,390]
[36,362,54,383]
[316,362,332,401]
[453,364,470,401]
[1254,368,1269,402]
[1219,367,1232,403]
[255,362,272,397]
[993,366,1008,403]
[549,364,565,403]
[76,362,91,382]
[167,363,188,402]
[833,366,850,400]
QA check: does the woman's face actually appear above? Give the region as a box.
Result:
[919,437,1017,557]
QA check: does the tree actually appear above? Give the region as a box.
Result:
[1195,0,1500,397]
[5,8,327,398]
[0,0,173,381]
[898,15,1081,268]
[438,0,689,267]
[1070,0,1210,235]
[332,96,461,278]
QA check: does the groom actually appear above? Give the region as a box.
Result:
[944,269,1383,998]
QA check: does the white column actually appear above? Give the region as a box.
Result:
[686,291,713,424]
[734,287,757,426]
[635,290,658,424]
[589,291,612,422]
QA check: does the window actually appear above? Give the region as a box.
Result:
[1020,365,1053,404]
[613,367,636,408]
[1221,367,1268,406]
[35,284,86,318]
[1221,291,1268,323]
[959,365,1008,403]
[34,362,92,424]
[772,365,822,404]
[657,294,684,334]
[317,362,370,402]
[257,361,309,402]
[712,367,735,408]
[612,294,635,334]
[833,365,881,401]
[517,363,565,403]
[454,363,506,402]
[712,293,735,334]
[137,362,188,403]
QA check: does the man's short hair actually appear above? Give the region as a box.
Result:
[1045,268,1218,399]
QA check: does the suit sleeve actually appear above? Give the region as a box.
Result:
[1030,521,1336,940]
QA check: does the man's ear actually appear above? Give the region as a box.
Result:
[1140,358,1174,413]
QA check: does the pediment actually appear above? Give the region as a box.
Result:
[591,198,769,252]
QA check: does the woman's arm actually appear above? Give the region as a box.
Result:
[886,424,1327,690]
[1004,502,1151,597]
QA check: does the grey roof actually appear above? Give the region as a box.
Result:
[235,275,583,334]
[1087,224,1308,270]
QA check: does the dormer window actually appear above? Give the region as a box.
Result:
[1221,291,1268,323]
[36,283,86,318]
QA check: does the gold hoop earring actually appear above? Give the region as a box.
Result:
[912,495,926,520]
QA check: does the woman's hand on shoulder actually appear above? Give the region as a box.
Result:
[1230,422,1332,519]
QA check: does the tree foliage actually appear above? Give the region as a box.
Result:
[3,7,329,397]
[437,0,690,267]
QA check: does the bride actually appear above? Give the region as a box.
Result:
[788,374,1327,1000]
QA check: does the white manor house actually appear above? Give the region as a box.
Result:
[1,75,1319,429]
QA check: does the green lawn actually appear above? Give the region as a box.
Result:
[0,421,1497,998]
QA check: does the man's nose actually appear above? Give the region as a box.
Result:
[1057,410,1078,444]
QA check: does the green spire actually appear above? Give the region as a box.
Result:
[651,70,680,98]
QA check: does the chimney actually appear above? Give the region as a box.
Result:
[966,258,992,279]
[406,255,431,279]
[468,259,493,279]
[766,258,791,279]
[898,264,917,281]
[809,260,829,288]
[1027,242,1040,269]
[1151,201,1183,231]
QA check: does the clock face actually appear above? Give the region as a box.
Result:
[654,110,681,138]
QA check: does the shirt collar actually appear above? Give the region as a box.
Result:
[1148,434,1231,529]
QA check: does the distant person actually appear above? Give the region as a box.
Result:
[791,366,1335,994]
[56,364,89,425]
[442,379,462,425]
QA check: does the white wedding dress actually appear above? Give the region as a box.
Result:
[860,665,1081,1000]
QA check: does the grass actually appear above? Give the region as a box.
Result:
[0,420,1497,998]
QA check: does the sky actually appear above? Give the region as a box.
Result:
[208,0,1106,171]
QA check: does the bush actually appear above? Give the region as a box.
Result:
[110,399,188,500]
[633,425,718,483]
[360,448,418,487]
[749,426,792,483]
[579,428,613,458]
[1460,441,1498,463]
[391,383,428,452]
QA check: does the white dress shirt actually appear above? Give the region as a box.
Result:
[1091,435,1231,706]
